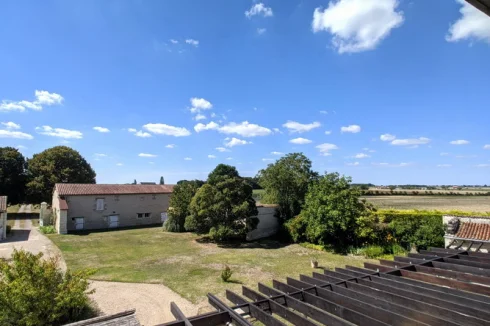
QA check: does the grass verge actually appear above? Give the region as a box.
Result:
[49,227,373,303]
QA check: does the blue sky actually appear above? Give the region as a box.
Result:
[1,0,489,185]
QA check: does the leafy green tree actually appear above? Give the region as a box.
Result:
[257,153,318,220]
[159,176,165,185]
[177,179,205,187]
[207,164,240,185]
[0,250,97,326]
[301,172,373,248]
[26,146,96,202]
[186,175,258,241]
[165,182,199,232]
[0,147,27,204]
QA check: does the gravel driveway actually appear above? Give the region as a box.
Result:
[90,281,200,325]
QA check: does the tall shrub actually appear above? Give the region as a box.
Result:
[0,250,97,326]
[301,172,373,249]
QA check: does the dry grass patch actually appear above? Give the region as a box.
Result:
[364,195,490,212]
[49,227,373,303]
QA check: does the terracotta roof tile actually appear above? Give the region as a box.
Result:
[455,222,490,241]
[0,196,6,212]
[55,184,174,196]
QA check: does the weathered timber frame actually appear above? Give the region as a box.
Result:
[159,243,490,326]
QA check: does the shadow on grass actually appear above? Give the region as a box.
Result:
[195,236,290,250]
[224,279,243,284]
[67,224,162,236]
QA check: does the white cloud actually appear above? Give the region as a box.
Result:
[347,162,360,166]
[319,110,328,114]
[16,145,27,149]
[170,39,179,44]
[341,125,361,133]
[450,139,470,145]
[143,123,191,137]
[440,152,450,156]
[93,126,110,133]
[316,143,339,156]
[226,157,233,160]
[1,122,21,129]
[476,164,490,168]
[245,3,273,18]
[273,128,282,133]
[194,114,206,121]
[325,130,332,135]
[116,163,123,166]
[437,164,452,168]
[290,137,312,145]
[219,121,272,137]
[224,137,251,148]
[135,130,152,138]
[208,154,216,159]
[184,157,192,161]
[391,137,430,146]
[380,133,396,141]
[194,121,219,132]
[372,162,411,167]
[35,90,63,105]
[185,39,199,47]
[271,151,283,155]
[354,153,370,159]
[446,0,490,44]
[190,98,212,113]
[0,101,27,112]
[128,128,152,138]
[484,145,490,150]
[0,130,34,139]
[166,144,176,149]
[283,121,321,133]
[257,28,267,35]
[210,112,217,118]
[18,100,42,110]
[216,147,230,152]
[312,0,404,54]
[262,158,274,162]
[94,153,107,157]
[0,90,63,112]
[138,153,157,158]
[35,126,82,139]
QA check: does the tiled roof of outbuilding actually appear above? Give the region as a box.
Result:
[55,183,174,196]
[456,222,490,241]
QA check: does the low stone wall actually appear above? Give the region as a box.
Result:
[247,205,279,241]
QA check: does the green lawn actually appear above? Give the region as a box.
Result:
[49,227,372,304]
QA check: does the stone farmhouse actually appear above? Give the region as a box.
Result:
[52,184,174,234]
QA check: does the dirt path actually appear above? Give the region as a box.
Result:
[0,219,67,270]
[89,281,201,326]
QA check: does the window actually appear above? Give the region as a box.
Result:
[144,213,151,218]
[152,195,156,200]
[96,198,105,211]
[137,213,143,219]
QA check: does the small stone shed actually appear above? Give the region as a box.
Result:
[0,196,7,241]
[443,215,490,252]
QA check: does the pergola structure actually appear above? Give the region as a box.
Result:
[161,244,490,326]
[467,0,490,16]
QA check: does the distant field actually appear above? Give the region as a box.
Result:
[364,196,490,212]
[367,188,489,195]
